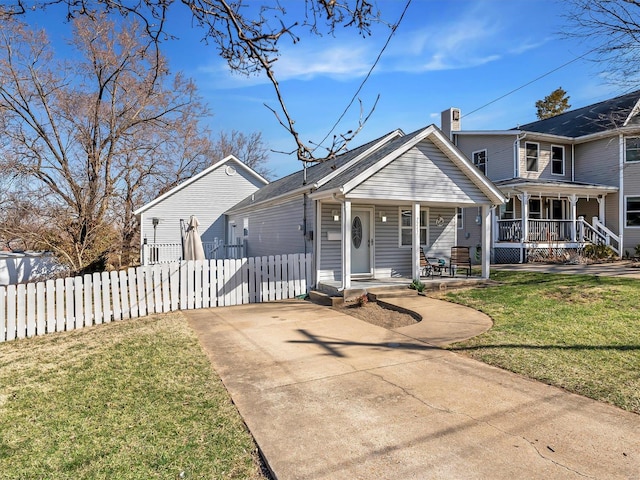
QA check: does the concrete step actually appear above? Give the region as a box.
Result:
[308,290,344,307]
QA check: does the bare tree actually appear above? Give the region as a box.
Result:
[0,16,214,273]
[211,130,271,179]
[1,0,386,162]
[565,0,640,87]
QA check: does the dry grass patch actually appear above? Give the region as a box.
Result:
[0,313,269,480]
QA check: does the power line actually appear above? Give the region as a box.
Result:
[314,0,413,152]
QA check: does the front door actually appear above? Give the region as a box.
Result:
[350,209,372,276]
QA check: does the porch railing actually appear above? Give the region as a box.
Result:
[497,217,619,254]
[528,219,573,242]
[142,242,245,265]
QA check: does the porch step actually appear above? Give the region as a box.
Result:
[308,290,344,307]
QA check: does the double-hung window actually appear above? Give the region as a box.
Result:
[626,138,640,162]
[472,149,487,174]
[529,199,542,219]
[400,208,428,246]
[500,198,514,220]
[551,145,564,175]
[626,197,640,227]
[525,142,539,172]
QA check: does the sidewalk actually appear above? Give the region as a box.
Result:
[185,299,640,480]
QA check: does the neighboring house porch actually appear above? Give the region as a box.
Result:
[491,179,619,263]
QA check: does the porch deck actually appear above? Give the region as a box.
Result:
[317,273,489,301]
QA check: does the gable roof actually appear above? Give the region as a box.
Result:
[313,125,505,205]
[515,90,640,138]
[226,129,404,212]
[134,155,269,216]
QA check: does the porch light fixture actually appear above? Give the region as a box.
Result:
[379,211,387,223]
[332,210,340,222]
[475,215,482,225]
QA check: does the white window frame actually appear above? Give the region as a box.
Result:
[551,145,565,176]
[457,207,464,229]
[625,196,640,227]
[472,149,487,175]
[399,207,429,247]
[525,142,539,172]
[625,137,640,163]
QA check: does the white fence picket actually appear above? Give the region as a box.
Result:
[93,273,103,325]
[16,284,26,339]
[101,272,111,324]
[1,253,312,342]
[36,282,45,336]
[6,285,16,341]
[26,283,36,338]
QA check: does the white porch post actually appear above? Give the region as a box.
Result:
[518,192,530,242]
[341,200,352,290]
[412,202,421,280]
[569,194,578,242]
[597,196,605,223]
[482,204,491,279]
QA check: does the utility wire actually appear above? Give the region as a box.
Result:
[314,0,412,152]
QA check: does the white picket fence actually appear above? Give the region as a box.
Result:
[0,253,312,342]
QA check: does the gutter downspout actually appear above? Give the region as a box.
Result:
[571,144,575,182]
[514,133,526,178]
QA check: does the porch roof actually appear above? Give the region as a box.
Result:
[495,178,618,197]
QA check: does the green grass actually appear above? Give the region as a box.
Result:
[442,271,640,414]
[0,313,268,480]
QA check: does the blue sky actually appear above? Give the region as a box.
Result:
[30,0,622,179]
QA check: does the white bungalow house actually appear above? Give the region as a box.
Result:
[447,90,640,263]
[135,155,268,264]
[224,125,505,293]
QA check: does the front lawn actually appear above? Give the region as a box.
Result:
[0,312,268,479]
[443,271,640,414]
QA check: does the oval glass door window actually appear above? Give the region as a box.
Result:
[352,216,363,248]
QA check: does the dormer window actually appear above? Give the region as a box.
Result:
[472,149,487,174]
[525,143,539,172]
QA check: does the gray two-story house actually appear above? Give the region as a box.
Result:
[446,90,640,263]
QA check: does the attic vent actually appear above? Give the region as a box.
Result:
[225,165,236,176]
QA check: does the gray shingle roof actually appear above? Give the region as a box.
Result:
[226,130,402,212]
[515,90,640,137]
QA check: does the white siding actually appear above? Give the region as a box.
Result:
[233,195,314,258]
[141,162,264,246]
[348,141,489,205]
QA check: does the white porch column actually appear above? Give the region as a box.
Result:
[482,204,491,279]
[569,194,578,242]
[341,200,352,290]
[517,192,530,242]
[597,196,605,223]
[412,202,421,280]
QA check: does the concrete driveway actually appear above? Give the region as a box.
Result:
[185,300,640,480]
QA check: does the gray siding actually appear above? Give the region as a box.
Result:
[141,163,264,245]
[518,140,573,181]
[574,137,620,186]
[623,160,640,252]
[348,141,489,205]
[318,203,342,282]
[232,195,314,258]
[455,134,516,181]
[318,203,457,280]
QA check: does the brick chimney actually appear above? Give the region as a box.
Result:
[441,107,461,139]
